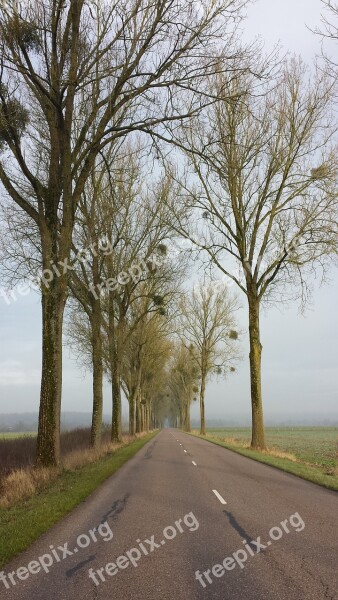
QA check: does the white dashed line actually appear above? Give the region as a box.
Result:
[212,489,227,505]
[192,461,197,466]
[184,449,187,453]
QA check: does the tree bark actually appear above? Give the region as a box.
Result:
[184,398,191,432]
[179,407,183,430]
[247,290,266,449]
[129,386,136,436]
[140,403,145,432]
[199,370,207,435]
[145,405,150,432]
[90,299,103,449]
[35,280,66,467]
[109,296,122,443]
[135,391,141,433]
[144,405,147,432]
[111,360,122,442]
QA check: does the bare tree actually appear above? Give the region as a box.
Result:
[0,0,247,465]
[314,1,338,71]
[122,281,180,435]
[67,141,184,441]
[168,343,200,432]
[99,160,181,441]
[135,316,172,432]
[172,60,338,448]
[178,281,240,435]
[66,164,115,449]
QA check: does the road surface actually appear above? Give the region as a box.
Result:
[1,430,337,599]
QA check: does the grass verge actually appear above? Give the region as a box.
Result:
[188,431,338,492]
[0,431,157,567]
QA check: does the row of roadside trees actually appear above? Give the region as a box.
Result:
[0,0,337,464]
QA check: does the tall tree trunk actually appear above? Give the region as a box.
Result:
[184,399,191,432]
[144,405,147,432]
[36,280,66,467]
[140,404,145,432]
[109,296,122,443]
[145,405,150,432]
[111,360,122,442]
[135,391,141,433]
[129,386,136,436]
[90,299,103,449]
[199,369,207,435]
[179,407,183,430]
[247,290,266,449]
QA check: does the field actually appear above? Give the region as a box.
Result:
[0,432,37,439]
[206,427,337,475]
[0,428,111,479]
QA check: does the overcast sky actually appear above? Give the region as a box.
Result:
[0,0,337,424]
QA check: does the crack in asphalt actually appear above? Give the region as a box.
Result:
[89,576,99,600]
[300,555,336,600]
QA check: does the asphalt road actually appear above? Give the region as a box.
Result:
[2,430,337,600]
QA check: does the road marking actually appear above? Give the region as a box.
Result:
[212,489,227,505]
[192,461,197,466]
[184,449,187,453]
[180,443,182,446]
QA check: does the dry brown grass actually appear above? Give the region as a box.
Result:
[62,440,124,470]
[192,431,298,462]
[0,467,59,508]
[220,436,248,448]
[324,464,338,477]
[0,432,151,508]
[259,447,297,462]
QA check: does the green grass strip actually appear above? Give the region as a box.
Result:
[187,432,338,492]
[0,432,158,567]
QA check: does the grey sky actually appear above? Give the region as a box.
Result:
[0,0,337,423]
[244,0,323,58]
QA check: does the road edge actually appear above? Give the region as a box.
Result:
[0,431,159,567]
[184,431,338,492]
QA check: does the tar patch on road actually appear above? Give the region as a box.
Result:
[99,493,130,525]
[66,555,96,578]
[144,440,157,460]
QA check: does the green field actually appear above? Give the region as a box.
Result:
[0,432,37,439]
[206,427,337,474]
[188,427,338,490]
